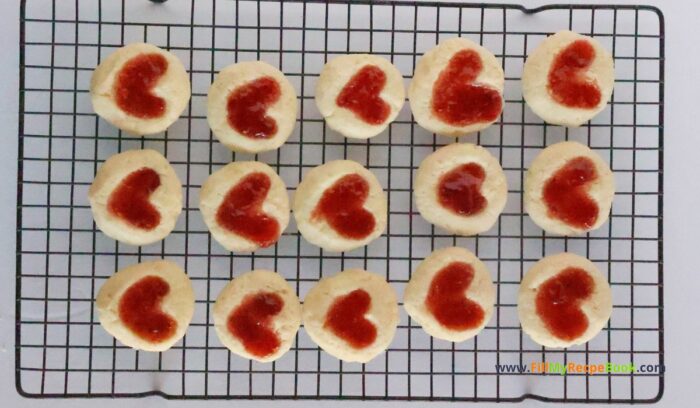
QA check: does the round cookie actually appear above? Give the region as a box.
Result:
[207,61,297,153]
[302,269,398,363]
[293,160,387,252]
[213,270,301,363]
[90,43,191,135]
[409,37,504,137]
[315,54,405,139]
[404,247,495,342]
[415,143,507,236]
[518,253,612,348]
[525,141,615,235]
[199,161,290,252]
[522,30,615,127]
[88,149,183,246]
[96,260,195,352]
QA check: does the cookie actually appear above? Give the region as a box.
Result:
[88,149,182,246]
[404,247,495,342]
[518,253,613,348]
[415,143,507,235]
[90,43,190,135]
[525,141,615,235]
[523,31,615,127]
[207,61,297,153]
[96,260,195,352]
[199,161,290,252]
[293,160,387,252]
[213,270,301,362]
[316,54,405,139]
[409,37,504,136]
[302,269,398,363]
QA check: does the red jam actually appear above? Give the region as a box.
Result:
[425,262,485,330]
[216,172,280,248]
[543,156,599,229]
[547,40,602,109]
[336,65,391,125]
[311,174,375,240]
[107,167,161,230]
[535,267,594,341]
[431,49,503,126]
[118,275,176,343]
[227,76,281,139]
[437,163,487,216]
[227,292,284,358]
[324,289,377,349]
[114,53,168,119]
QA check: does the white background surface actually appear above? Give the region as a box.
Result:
[1,0,698,407]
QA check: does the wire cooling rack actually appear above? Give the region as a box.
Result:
[16,0,664,403]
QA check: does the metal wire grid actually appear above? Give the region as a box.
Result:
[16,0,664,403]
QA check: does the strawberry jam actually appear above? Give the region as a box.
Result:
[324,289,377,349]
[312,174,375,240]
[114,53,168,119]
[227,76,281,139]
[118,275,176,343]
[425,262,485,330]
[437,162,487,216]
[216,172,280,248]
[336,65,391,125]
[227,292,284,358]
[535,267,594,340]
[543,156,599,230]
[107,167,161,230]
[431,49,502,126]
[547,39,602,109]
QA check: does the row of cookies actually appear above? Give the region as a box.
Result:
[91,31,614,154]
[89,139,614,252]
[88,149,382,251]
[97,248,611,363]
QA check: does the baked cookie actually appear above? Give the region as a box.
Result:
[409,37,504,137]
[213,270,301,362]
[302,269,398,363]
[199,161,290,252]
[404,247,495,342]
[88,149,183,246]
[523,31,615,127]
[415,143,507,236]
[518,253,612,348]
[315,54,405,139]
[293,160,387,252]
[90,43,191,135]
[207,61,297,153]
[96,260,195,352]
[525,141,615,235]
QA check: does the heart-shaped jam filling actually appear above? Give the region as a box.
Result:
[114,53,168,119]
[543,156,599,229]
[227,291,284,358]
[431,49,502,126]
[107,167,161,230]
[535,267,594,340]
[118,275,176,343]
[227,76,281,139]
[312,173,376,240]
[336,65,391,125]
[216,172,280,248]
[425,261,485,330]
[547,39,602,109]
[437,162,487,216]
[324,289,377,349]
